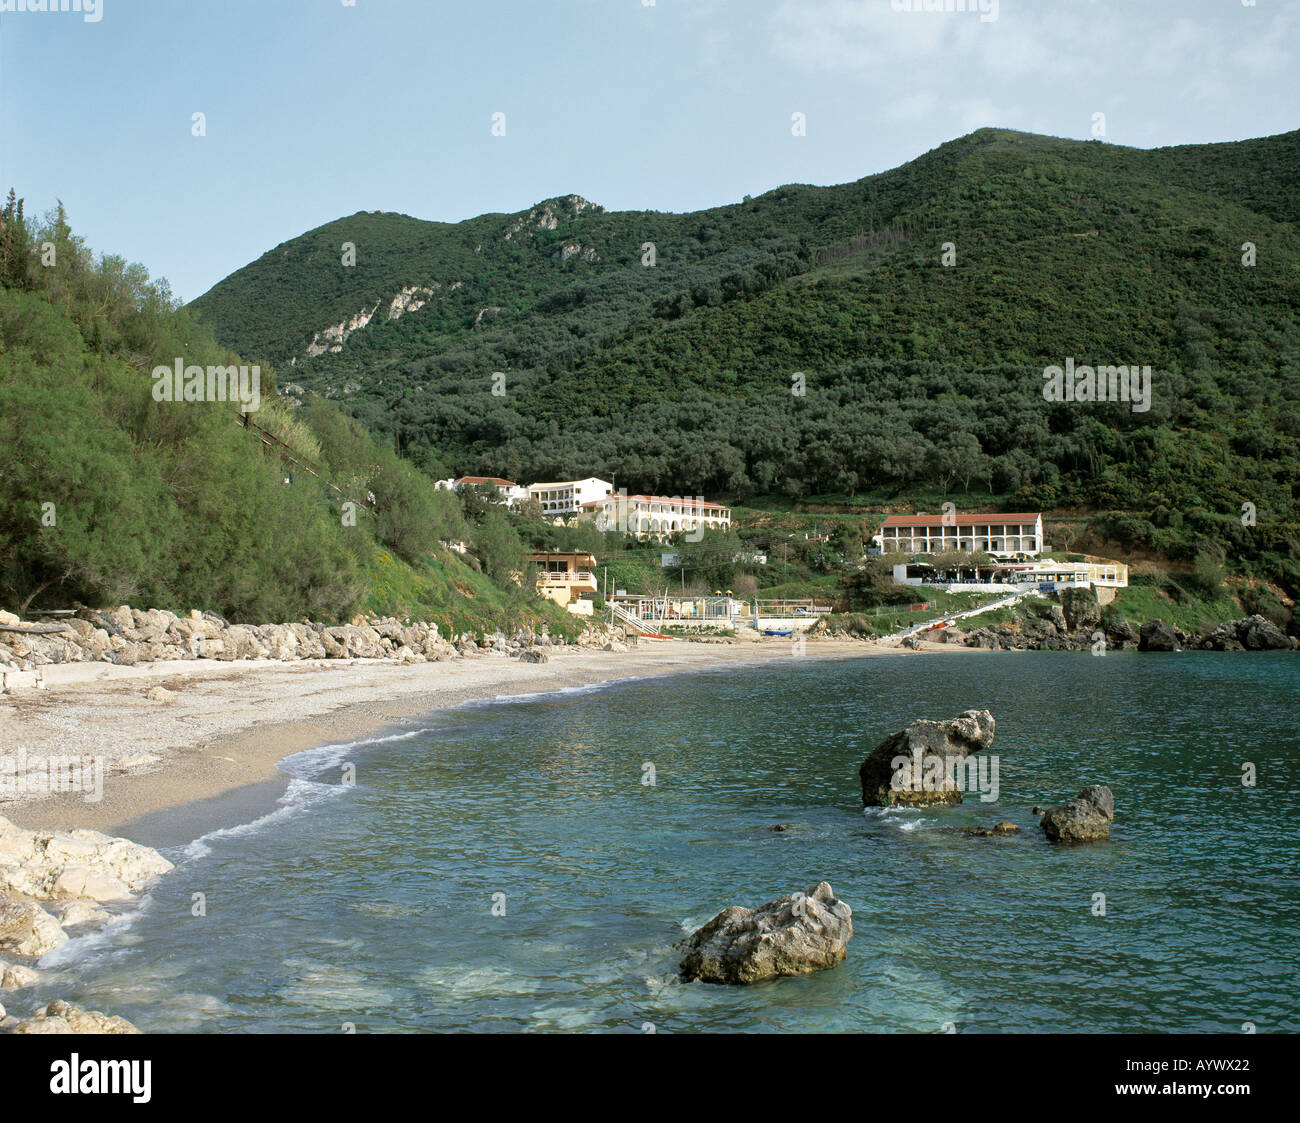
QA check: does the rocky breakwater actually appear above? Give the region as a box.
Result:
[859,709,997,807]
[946,606,1296,654]
[0,815,172,1032]
[0,605,631,692]
[1138,614,1296,653]
[679,881,852,984]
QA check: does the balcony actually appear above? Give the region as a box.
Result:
[537,571,597,589]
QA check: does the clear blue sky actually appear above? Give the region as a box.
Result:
[2,0,1295,302]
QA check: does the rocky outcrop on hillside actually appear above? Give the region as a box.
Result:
[859,709,996,807]
[0,606,624,692]
[679,881,852,985]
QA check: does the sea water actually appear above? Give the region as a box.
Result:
[23,652,1300,1033]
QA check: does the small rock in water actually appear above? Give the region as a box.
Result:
[770,823,796,832]
[1040,785,1114,843]
[679,880,852,985]
[964,821,1020,838]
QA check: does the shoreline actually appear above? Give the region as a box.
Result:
[1,638,930,840]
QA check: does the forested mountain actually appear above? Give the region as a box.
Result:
[0,193,577,635]
[191,127,1300,592]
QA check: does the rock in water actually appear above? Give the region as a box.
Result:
[1040,786,1115,843]
[0,892,68,958]
[11,999,140,1034]
[679,881,852,985]
[965,821,1020,838]
[859,709,996,807]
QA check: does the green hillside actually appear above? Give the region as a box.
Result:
[0,193,581,638]
[191,127,1300,594]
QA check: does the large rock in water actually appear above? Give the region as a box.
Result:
[1138,620,1180,651]
[679,881,852,985]
[859,709,996,807]
[1040,786,1115,843]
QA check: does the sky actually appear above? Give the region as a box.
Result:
[1,0,1295,302]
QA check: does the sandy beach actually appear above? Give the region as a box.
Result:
[0,638,923,839]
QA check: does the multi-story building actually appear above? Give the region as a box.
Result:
[527,478,615,519]
[875,513,1044,558]
[580,493,732,542]
[435,476,530,507]
[530,551,599,615]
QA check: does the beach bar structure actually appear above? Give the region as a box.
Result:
[609,595,831,633]
[875,512,1044,558]
[891,557,1128,600]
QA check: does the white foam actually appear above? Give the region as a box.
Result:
[464,676,651,707]
[278,728,422,781]
[38,888,158,969]
[178,775,347,862]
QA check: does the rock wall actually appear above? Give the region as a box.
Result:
[0,606,626,692]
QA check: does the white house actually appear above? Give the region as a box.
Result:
[437,476,529,508]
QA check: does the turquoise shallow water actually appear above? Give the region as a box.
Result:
[26,652,1300,1033]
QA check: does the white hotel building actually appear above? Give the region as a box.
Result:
[527,477,615,519]
[875,513,1045,558]
[581,494,732,542]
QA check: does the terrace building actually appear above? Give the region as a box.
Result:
[875,513,1044,558]
[530,551,599,616]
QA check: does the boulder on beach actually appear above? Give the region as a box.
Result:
[1040,785,1115,843]
[517,648,549,664]
[10,999,140,1035]
[680,881,852,985]
[859,709,996,807]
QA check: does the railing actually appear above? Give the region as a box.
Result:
[538,571,596,585]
